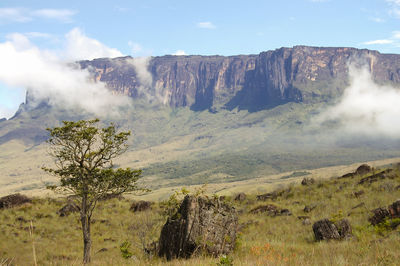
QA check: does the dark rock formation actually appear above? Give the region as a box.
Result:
[313,218,352,241]
[301,177,315,186]
[369,200,400,225]
[336,219,352,239]
[130,201,152,212]
[58,202,80,217]
[158,195,238,260]
[0,193,31,209]
[358,169,395,184]
[355,164,372,175]
[234,193,247,202]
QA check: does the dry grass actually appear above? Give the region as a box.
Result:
[1,164,400,265]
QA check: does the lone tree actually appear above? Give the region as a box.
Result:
[43,119,143,263]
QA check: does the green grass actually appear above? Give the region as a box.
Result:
[1,164,399,265]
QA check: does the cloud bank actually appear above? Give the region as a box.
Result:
[316,65,400,138]
[0,28,131,118]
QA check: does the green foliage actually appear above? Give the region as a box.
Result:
[119,241,133,259]
[374,218,400,235]
[217,255,234,266]
[42,119,143,200]
[159,184,208,218]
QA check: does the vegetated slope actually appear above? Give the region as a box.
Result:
[0,163,399,265]
[2,46,400,194]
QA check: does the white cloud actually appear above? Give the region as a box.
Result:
[0,8,31,23]
[316,65,400,138]
[363,39,394,45]
[173,50,187,56]
[31,9,76,22]
[0,29,131,118]
[0,7,76,24]
[64,28,123,61]
[197,22,216,29]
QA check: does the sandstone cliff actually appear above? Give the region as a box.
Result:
[79,46,400,112]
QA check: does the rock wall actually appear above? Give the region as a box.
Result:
[79,46,400,112]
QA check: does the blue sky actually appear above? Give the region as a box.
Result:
[0,0,400,118]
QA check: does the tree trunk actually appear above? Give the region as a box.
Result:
[81,197,91,264]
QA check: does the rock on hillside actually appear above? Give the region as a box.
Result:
[158,195,238,260]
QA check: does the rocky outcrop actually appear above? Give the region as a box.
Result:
[0,193,31,209]
[358,169,395,184]
[78,46,400,112]
[158,195,238,260]
[369,199,400,225]
[313,218,352,241]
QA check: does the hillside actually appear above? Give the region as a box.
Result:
[0,163,399,265]
[1,46,400,195]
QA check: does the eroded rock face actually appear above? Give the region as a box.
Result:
[369,200,400,225]
[0,193,31,209]
[158,195,238,260]
[78,46,400,112]
[312,218,352,241]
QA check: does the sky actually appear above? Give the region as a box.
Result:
[0,0,400,118]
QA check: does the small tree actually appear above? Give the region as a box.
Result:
[43,119,143,263]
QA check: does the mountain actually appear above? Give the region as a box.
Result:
[79,45,400,111]
[2,45,400,196]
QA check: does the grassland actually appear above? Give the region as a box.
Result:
[1,162,399,265]
[2,101,400,197]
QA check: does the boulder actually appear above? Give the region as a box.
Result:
[301,178,315,186]
[0,193,31,209]
[158,195,238,260]
[336,219,352,239]
[130,200,152,212]
[58,202,80,217]
[355,164,372,175]
[234,193,246,202]
[312,218,352,241]
[313,219,340,241]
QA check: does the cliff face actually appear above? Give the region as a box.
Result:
[79,46,400,112]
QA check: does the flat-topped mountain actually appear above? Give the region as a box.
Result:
[79,46,400,112]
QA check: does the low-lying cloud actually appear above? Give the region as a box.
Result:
[316,65,400,138]
[0,28,131,118]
